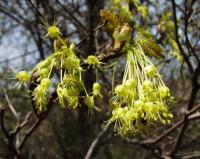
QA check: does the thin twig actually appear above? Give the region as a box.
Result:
[84,126,110,159]
[171,0,193,74]
[4,89,19,118]
[17,119,40,150]
[184,0,200,63]
[18,91,57,150]
[11,112,32,136]
[76,23,105,47]
[124,104,200,145]
[168,0,200,156]
[27,0,45,19]
[179,152,200,159]
[55,0,87,31]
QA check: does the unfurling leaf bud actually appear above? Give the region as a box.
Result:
[113,23,132,42]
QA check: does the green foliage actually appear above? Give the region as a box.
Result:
[109,0,148,23]
[113,23,132,42]
[100,9,120,35]
[157,12,183,61]
[135,39,163,59]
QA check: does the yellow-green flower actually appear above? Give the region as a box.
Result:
[84,96,101,112]
[16,71,30,84]
[46,26,61,39]
[93,82,102,97]
[33,78,51,111]
[86,55,101,66]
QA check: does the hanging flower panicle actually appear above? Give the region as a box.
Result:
[108,44,174,136]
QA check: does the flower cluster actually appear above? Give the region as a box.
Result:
[33,26,84,111]
[14,23,174,136]
[15,25,103,112]
[57,73,83,109]
[83,56,103,112]
[83,82,102,113]
[33,78,51,111]
[108,44,174,136]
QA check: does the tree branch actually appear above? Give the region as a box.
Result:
[18,91,57,151]
[0,107,10,139]
[84,126,110,159]
[55,0,87,31]
[4,89,19,118]
[76,23,105,47]
[11,112,32,136]
[171,0,193,74]
[124,104,200,146]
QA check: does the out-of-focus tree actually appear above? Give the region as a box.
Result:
[0,0,200,159]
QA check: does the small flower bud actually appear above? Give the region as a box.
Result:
[67,96,78,109]
[168,113,173,118]
[124,79,136,88]
[115,84,125,96]
[158,86,170,98]
[84,96,94,108]
[142,80,154,91]
[112,107,126,119]
[84,96,101,112]
[46,26,61,39]
[166,120,171,124]
[38,68,49,76]
[16,71,30,84]
[86,55,100,66]
[93,82,101,96]
[161,119,166,124]
[61,46,74,57]
[63,56,81,71]
[40,78,51,88]
[36,59,51,69]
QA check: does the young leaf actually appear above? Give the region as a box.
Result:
[135,39,164,59]
[100,9,120,35]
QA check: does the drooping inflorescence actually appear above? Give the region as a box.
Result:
[108,43,174,136]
